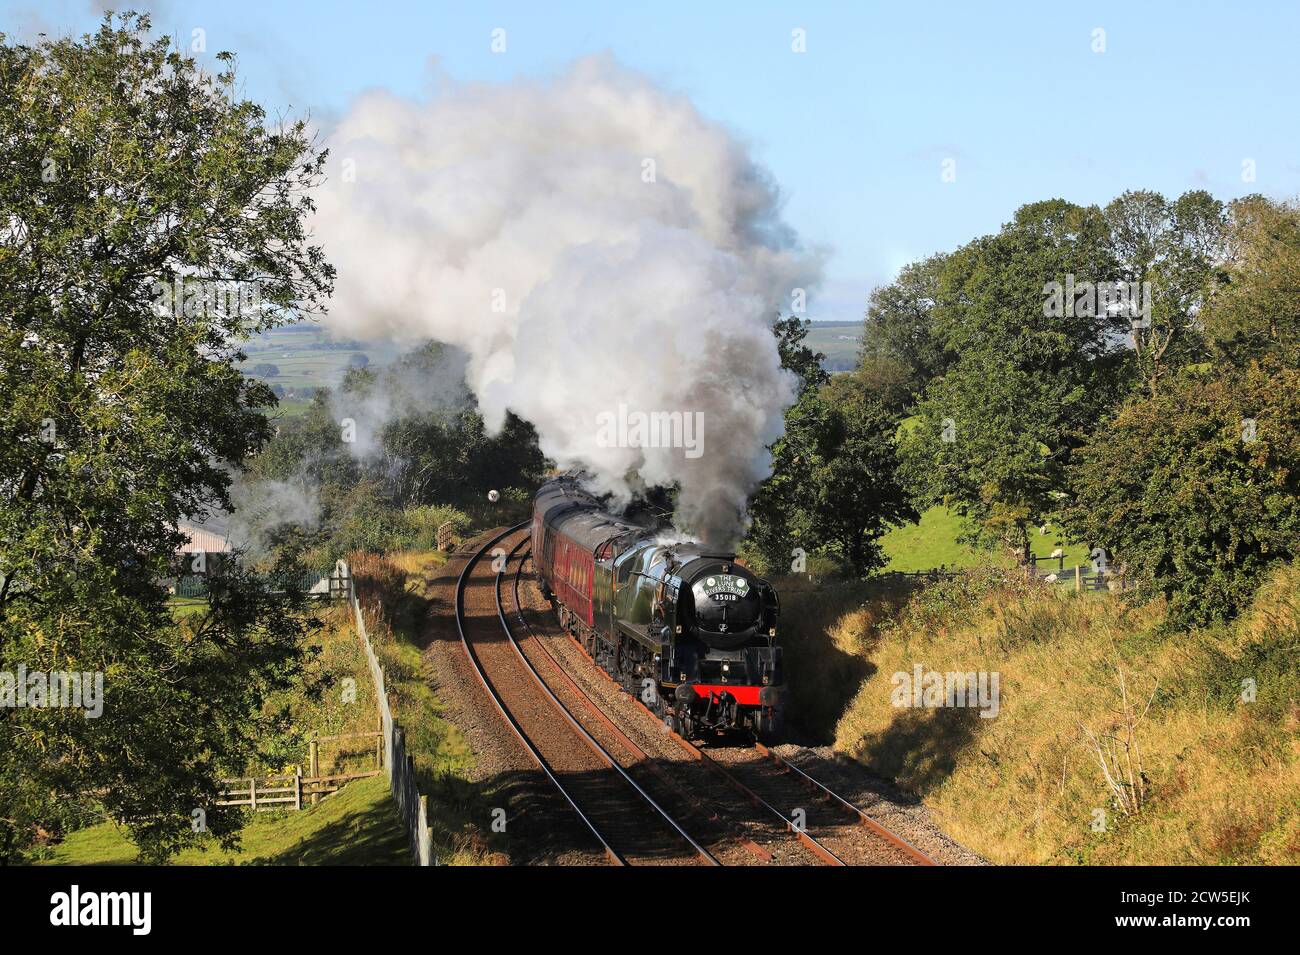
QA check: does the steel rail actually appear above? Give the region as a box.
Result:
[542,587,851,865]
[454,523,624,866]
[545,579,937,866]
[752,741,936,866]
[496,536,720,866]
[509,547,773,863]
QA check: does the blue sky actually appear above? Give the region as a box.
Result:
[6,0,1298,321]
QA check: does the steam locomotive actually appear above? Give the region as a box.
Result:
[531,477,785,741]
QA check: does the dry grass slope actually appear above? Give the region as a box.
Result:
[783,565,1299,864]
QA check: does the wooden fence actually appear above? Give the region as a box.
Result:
[435,521,457,552]
[340,559,435,866]
[218,774,303,811]
[217,768,382,811]
[1025,556,1132,592]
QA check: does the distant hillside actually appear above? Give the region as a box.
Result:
[807,320,863,372]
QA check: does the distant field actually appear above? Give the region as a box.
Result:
[239,322,403,412]
[806,320,862,372]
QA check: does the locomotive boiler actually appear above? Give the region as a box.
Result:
[531,477,785,741]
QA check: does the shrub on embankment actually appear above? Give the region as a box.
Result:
[815,566,1298,864]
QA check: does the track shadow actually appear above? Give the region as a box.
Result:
[848,704,984,799]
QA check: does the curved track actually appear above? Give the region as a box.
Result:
[508,539,936,867]
[455,524,717,866]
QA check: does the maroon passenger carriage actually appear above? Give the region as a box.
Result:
[531,476,785,740]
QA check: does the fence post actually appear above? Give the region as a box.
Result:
[248,777,257,812]
[309,736,320,806]
[419,794,431,866]
[294,770,302,811]
[1075,565,1082,593]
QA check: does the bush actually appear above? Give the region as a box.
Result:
[1065,360,1300,625]
[402,504,472,550]
[330,481,411,555]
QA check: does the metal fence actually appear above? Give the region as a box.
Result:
[339,559,434,866]
[165,567,344,599]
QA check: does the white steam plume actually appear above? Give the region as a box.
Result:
[313,56,821,545]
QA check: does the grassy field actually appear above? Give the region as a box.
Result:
[880,505,988,572]
[41,775,409,865]
[166,595,209,619]
[879,505,1089,573]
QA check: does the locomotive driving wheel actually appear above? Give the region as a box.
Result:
[754,705,784,743]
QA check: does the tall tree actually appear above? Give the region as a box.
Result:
[859,253,952,408]
[1200,195,1300,365]
[772,313,829,395]
[901,200,1123,557]
[748,377,913,577]
[0,15,333,860]
[1104,189,1224,394]
[1065,360,1300,625]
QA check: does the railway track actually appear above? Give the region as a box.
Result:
[500,537,936,867]
[455,523,717,866]
[502,538,779,865]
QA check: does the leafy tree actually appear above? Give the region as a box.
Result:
[0,14,333,860]
[1064,361,1300,625]
[901,200,1124,556]
[772,314,828,395]
[748,378,913,576]
[1104,189,1224,395]
[860,253,952,407]
[1200,195,1300,366]
[250,363,281,378]
[327,480,412,555]
[250,390,359,491]
[901,351,1074,558]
